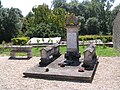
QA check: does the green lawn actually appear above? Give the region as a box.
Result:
[60,46,120,57]
[96,46,120,57]
[0,45,120,57]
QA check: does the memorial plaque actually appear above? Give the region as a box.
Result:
[67,33,77,49]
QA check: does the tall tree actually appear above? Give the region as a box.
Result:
[78,16,86,35]
[52,0,66,8]
[0,7,23,43]
[32,4,51,24]
[88,0,114,34]
[23,4,66,38]
[112,4,120,19]
[86,17,99,35]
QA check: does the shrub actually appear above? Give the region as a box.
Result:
[12,37,30,45]
[85,17,99,34]
[79,35,112,42]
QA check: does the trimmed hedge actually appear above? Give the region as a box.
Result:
[12,37,30,45]
[79,35,112,42]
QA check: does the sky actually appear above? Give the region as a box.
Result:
[1,0,120,16]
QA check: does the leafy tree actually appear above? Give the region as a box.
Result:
[56,0,115,35]
[112,4,120,20]
[85,17,99,35]
[52,8,66,38]
[15,0,118,40]
[85,0,114,34]
[52,0,66,8]
[78,16,86,35]
[0,7,23,43]
[23,4,66,38]
[32,4,51,24]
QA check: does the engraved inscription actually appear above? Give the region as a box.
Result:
[67,33,77,49]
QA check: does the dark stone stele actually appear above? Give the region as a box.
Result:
[23,55,98,82]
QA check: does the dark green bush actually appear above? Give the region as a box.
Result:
[12,37,30,45]
[79,35,112,42]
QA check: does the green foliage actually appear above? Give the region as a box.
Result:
[0,0,118,42]
[60,46,120,57]
[79,35,112,42]
[20,0,119,39]
[37,39,40,44]
[22,4,66,39]
[0,41,5,53]
[2,40,5,45]
[1,45,120,57]
[96,46,120,57]
[51,0,116,35]
[85,17,99,34]
[47,46,120,57]
[52,0,66,8]
[12,37,30,45]
[0,7,23,43]
[101,37,107,43]
[32,4,51,24]
[78,16,86,34]
[112,4,120,20]
[102,37,107,48]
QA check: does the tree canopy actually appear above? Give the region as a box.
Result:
[51,0,118,35]
[0,7,23,43]
[0,0,120,43]
[22,4,66,38]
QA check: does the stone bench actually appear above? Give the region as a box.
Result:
[82,44,97,69]
[9,46,32,58]
[40,44,60,65]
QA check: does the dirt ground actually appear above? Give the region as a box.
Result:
[0,56,120,90]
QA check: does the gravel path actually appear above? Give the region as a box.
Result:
[0,56,120,90]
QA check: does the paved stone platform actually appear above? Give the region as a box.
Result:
[23,55,98,82]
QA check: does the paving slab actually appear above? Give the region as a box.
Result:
[23,55,98,82]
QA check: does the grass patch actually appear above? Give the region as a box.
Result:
[0,46,44,57]
[0,45,120,57]
[32,46,44,56]
[60,46,120,57]
[0,47,10,56]
[96,46,120,57]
